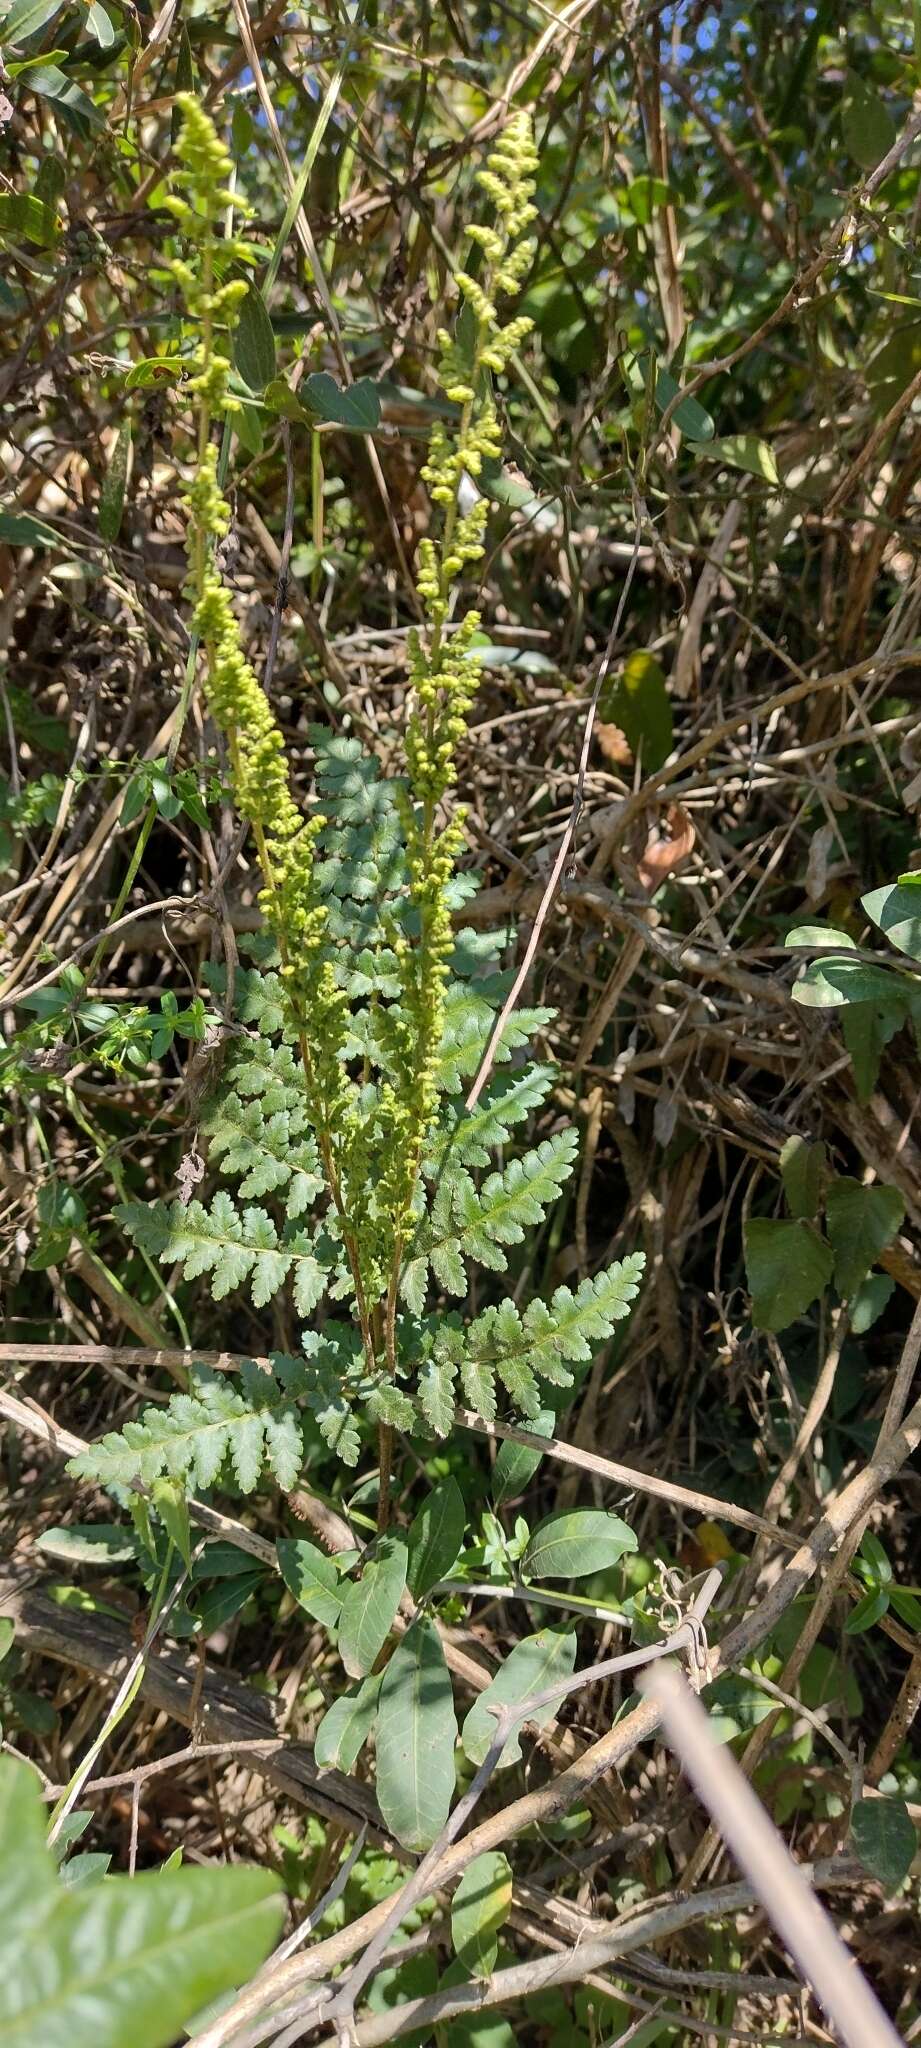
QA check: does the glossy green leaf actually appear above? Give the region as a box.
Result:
[233,284,276,394]
[314,1672,381,1772]
[744,1217,833,1331]
[0,1754,283,2048]
[25,63,105,137]
[85,1,115,47]
[779,1135,826,1219]
[407,1477,465,1598]
[277,1536,342,1629]
[850,1271,895,1334]
[850,1796,917,1889]
[337,1535,407,1678]
[841,70,896,171]
[653,364,715,441]
[785,924,856,949]
[376,1618,457,1850]
[461,1627,576,1769]
[889,1586,921,1632]
[0,509,62,548]
[522,1509,637,1582]
[599,650,673,773]
[451,1850,512,1977]
[301,371,382,432]
[1,0,65,42]
[862,883,921,963]
[98,420,131,543]
[825,1179,904,1297]
[791,956,901,1009]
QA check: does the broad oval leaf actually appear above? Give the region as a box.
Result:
[451,1850,512,1978]
[277,1536,342,1629]
[491,1408,554,1507]
[0,1754,283,2048]
[785,924,856,949]
[779,1135,826,1220]
[744,1216,833,1331]
[461,1627,576,1769]
[862,882,921,963]
[791,956,900,1010]
[407,1477,465,1597]
[337,1535,407,1679]
[842,70,896,171]
[376,1618,457,1851]
[521,1509,637,1582]
[705,433,779,485]
[233,283,276,393]
[314,1672,382,1772]
[598,650,673,774]
[850,1796,917,1890]
[36,1524,136,1565]
[825,1178,904,1299]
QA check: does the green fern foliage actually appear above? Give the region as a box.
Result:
[68,1366,306,1495]
[117,1195,330,1315]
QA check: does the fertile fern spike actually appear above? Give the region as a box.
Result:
[71,102,644,1526]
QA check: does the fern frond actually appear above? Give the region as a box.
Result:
[434,984,555,1093]
[428,1064,555,1172]
[402,1129,577,1311]
[117,1194,331,1313]
[202,1089,323,1217]
[458,1254,646,1426]
[67,1366,305,1496]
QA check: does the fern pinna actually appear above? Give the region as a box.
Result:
[72,103,643,1556]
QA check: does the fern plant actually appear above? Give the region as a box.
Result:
[71,99,642,1554]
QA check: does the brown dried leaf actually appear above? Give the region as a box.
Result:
[637,803,696,893]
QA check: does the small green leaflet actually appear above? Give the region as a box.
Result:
[491,1408,554,1507]
[233,284,276,394]
[744,1217,833,1331]
[301,372,382,433]
[407,1477,465,1598]
[841,70,896,171]
[599,650,673,773]
[337,1535,407,1679]
[850,1797,917,1890]
[862,882,921,963]
[704,434,779,485]
[779,1135,826,1220]
[314,1672,382,1773]
[653,363,715,441]
[461,1627,576,1769]
[824,1179,904,1298]
[451,1851,513,1978]
[277,1537,342,1629]
[98,420,131,543]
[521,1509,637,1582]
[376,1619,457,1851]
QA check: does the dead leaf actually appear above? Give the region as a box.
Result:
[637,803,696,893]
[596,720,633,767]
[805,821,835,904]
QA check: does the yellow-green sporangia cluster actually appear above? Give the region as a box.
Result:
[168,98,350,1152]
[167,94,538,1361]
[379,110,539,1248]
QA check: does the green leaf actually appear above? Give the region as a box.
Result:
[451,1851,513,1978]
[98,420,131,543]
[491,1407,554,1507]
[791,957,900,1009]
[845,1586,889,1635]
[314,1673,382,1773]
[785,924,856,949]
[376,1618,457,1851]
[744,1217,833,1331]
[462,1627,576,1769]
[705,434,779,485]
[779,1135,826,1219]
[301,372,382,432]
[653,363,715,441]
[850,1271,895,1334]
[599,650,673,773]
[850,1797,917,1889]
[85,0,114,46]
[233,284,276,394]
[890,1586,921,1632]
[407,1478,465,1598]
[25,62,105,137]
[625,174,670,224]
[862,882,921,963]
[36,1524,136,1565]
[277,1537,342,1629]
[842,70,896,171]
[0,0,65,42]
[0,1619,14,1663]
[825,1179,904,1297]
[843,998,907,1102]
[0,193,61,247]
[522,1509,637,1582]
[0,509,63,549]
[0,1754,283,2048]
[337,1536,407,1679]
